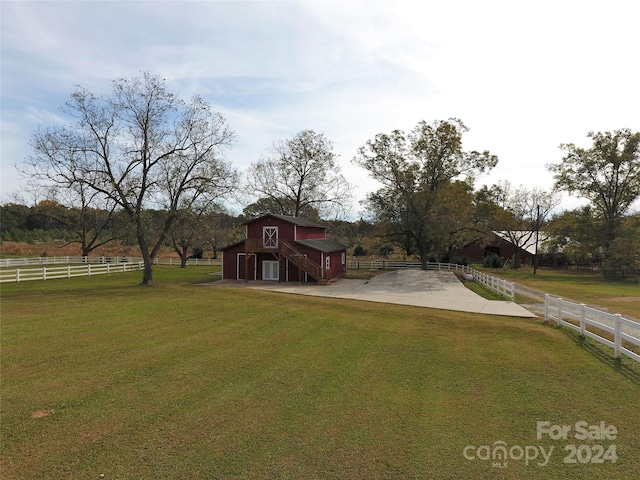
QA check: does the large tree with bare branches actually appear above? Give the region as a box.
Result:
[245,130,352,220]
[25,72,238,285]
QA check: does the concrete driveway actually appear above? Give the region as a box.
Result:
[211,269,536,318]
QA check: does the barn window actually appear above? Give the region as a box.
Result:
[326,256,331,270]
[263,226,278,248]
[341,252,346,264]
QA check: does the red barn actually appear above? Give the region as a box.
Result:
[221,214,347,284]
[456,231,552,265]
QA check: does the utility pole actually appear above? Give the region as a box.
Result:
[533,204,540,274]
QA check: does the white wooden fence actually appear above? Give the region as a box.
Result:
[545,294,640,362]
[0,256,221,268]
[347,260,515,301]
[0,262,143,283]
[0,256,222,283]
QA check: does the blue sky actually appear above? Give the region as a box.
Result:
[2,0,639,214]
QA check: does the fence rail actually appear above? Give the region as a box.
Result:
[0,262,144,283]
[0,256,221,268]
[545,294,640,362]
[346,260,514,301]
[1,256,134,267]
[0,256,221,283]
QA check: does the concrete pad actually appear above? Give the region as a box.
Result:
[210,269,536,318]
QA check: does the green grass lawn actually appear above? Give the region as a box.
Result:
[1,267,639,479]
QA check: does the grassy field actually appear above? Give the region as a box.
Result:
[1,267,639,479]
[484,267,640,320]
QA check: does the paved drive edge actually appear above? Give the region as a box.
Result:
[209,270,536,318]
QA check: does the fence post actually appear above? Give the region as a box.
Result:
[67,266,71,278]
[579,304,586,336]
[614,315,622,359]
[544,294,549,322]
[557,298,563,326]
[88,264,91,276]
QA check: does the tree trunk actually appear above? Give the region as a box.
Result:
[171,239,190,269]
[513,247,522,269]
[420,249,428,270]
[138,234,155,286]
[142,262,154,286]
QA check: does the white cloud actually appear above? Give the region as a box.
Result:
[2,0,638,214]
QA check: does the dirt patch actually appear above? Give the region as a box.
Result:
[30,409,50,419]
[608,297,640,303]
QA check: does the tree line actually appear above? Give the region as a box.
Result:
[7,72,639,284]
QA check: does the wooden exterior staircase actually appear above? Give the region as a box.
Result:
[244,238,328,284]
[279,239,328,284]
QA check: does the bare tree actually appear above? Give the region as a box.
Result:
[246,130,353,219]
[168,203,237,267]
[24,72,238,285]
[496,182,560,269]
[32,180,123,257]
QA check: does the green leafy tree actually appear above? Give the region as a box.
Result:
[607,214,640,273]
[547,207,605,267]
[548,128,640,248]
[355,119,497,268]
[0,203,34,242]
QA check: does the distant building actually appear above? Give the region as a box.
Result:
[221,214,347,284]
[457,231,553,264]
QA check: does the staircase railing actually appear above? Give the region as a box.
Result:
[279,239,324,282]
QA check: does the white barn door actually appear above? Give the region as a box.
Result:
[263,260,279,281]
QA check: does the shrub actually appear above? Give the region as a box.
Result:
[353,245,367,257]
[482,253,504,268]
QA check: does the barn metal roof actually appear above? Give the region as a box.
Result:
[295,239,346,253]
[243,214,326,228]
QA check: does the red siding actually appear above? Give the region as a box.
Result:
[246,217,296,241]
[457,237,534,264]
[222,215,346,283]
[295,225,326,240]
[331,250,347,278]
[222,243,245,279]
